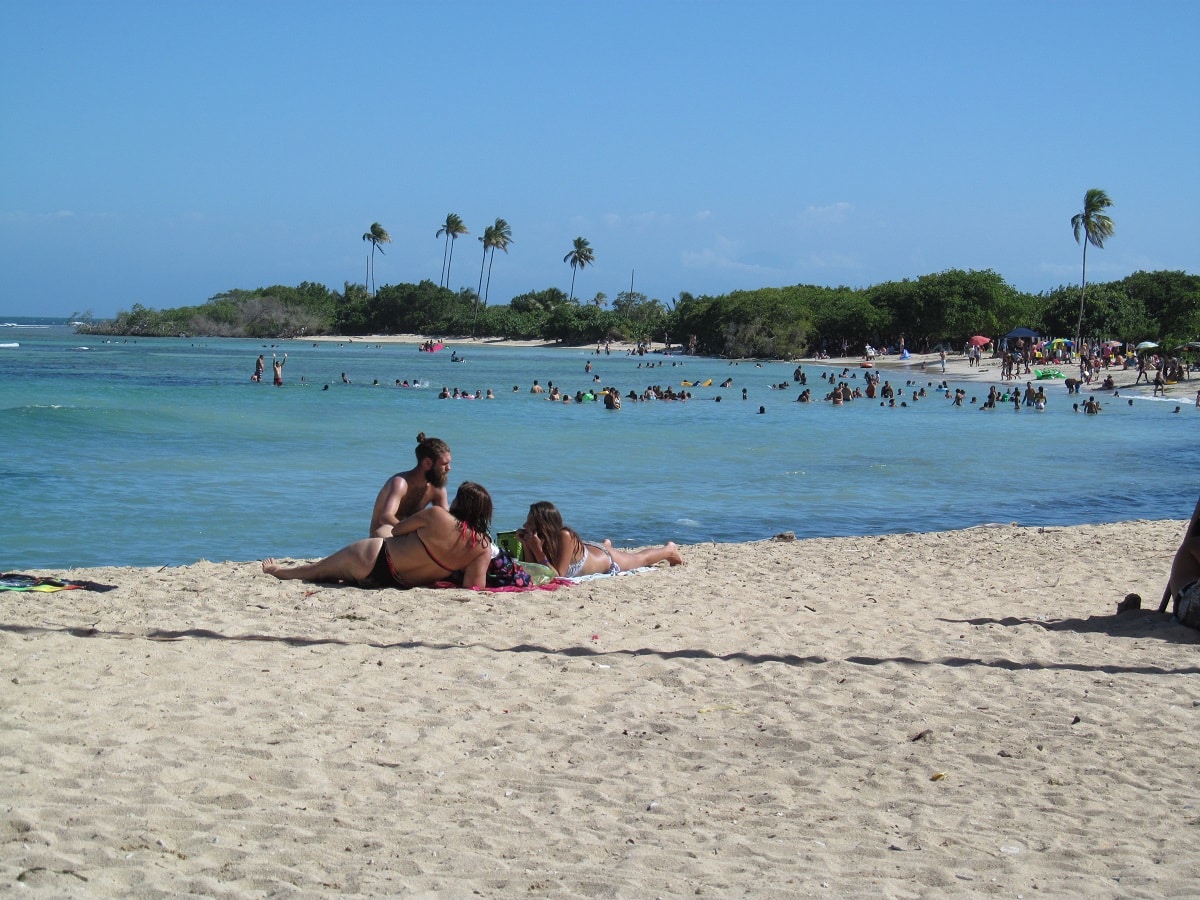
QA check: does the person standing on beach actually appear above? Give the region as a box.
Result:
[272,353,286,386]
[369,433,452,537]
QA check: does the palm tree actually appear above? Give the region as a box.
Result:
[476,223,496,306]
[564,236,595,302]
[362,222,391,295]
[1071,189,1115,347]
[436,213,468,288]
[470,219,511,334]
[483,218,512,306]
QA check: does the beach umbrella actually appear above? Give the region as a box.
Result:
[1102,340,1123,348]
[1135,341,1159,351]
[968,335,991,347]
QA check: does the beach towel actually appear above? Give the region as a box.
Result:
[433,577,572,593]
[1,573,85,592]
[0,573,117,592]
[566,565,657,583]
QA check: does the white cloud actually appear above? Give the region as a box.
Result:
[602,211,669,229]
[681,235,769,274]
[804,251,859,270]
[0,209,78,222]
[800,202,852,225]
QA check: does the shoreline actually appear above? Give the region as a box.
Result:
[19,516,1191,580]
[5,518,1198,895]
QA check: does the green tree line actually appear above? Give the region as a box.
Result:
[79,269,1199,358]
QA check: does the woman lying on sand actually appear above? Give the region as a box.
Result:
[516,500,683,577]
[263,482,493,589]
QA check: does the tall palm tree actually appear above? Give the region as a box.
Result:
[476,223,496,305]
[436,213,468,288]
[362,222,391,295]
[564,236,595,302]
[1071,189,1115,347]
[483,218,512,306]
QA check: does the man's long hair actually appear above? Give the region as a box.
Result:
[450,482,493,546]
[414,432,450,463]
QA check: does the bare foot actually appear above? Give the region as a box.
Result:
[262,558,283,578]
[664,541,684,566]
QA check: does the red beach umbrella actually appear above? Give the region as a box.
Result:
[968,335,991,347]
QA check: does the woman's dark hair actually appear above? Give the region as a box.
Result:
[450,482,493,546]
[525,501,582,568]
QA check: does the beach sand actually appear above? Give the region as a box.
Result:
[4,520,1199,896]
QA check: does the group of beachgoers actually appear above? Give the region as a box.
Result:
[251,353,286,385]
[262,433,684,591]
[255,344,1191,414]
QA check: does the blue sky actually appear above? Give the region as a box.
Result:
[2,0,1197,318]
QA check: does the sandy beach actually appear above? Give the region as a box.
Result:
[4,520,1199,896]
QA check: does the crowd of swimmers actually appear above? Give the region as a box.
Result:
[252,345,1193,415]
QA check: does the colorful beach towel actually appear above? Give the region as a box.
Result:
[433,578,572,594]
[0,573,83,592]
[0,573,117,592]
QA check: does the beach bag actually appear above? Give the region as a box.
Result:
[1176,581,1200,630]
[486,547,531,588]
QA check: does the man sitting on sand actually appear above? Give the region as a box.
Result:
[368,433,451,537]
[1160,495,1200,617]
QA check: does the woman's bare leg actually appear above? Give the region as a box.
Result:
[263,538,383,582]
[604,539,684,571]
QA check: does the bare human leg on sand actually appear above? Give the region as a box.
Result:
[603,539,684,570]
[262,539,380,582]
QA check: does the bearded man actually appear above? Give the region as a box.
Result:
[368,434,452,537]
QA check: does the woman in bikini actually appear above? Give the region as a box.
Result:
[262,482,493,589]
[516,500,683,578]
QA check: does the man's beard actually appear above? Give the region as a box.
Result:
[427,467,447,488]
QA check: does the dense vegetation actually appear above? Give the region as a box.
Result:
[79,269,1200,358]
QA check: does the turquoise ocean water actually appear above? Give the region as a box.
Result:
[2,321,1196,569]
